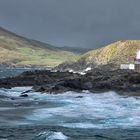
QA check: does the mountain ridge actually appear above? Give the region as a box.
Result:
[57,40,140,70]
[0,27,77,67]
[59,46,92,54]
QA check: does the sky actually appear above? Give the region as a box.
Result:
[0,0,140,49]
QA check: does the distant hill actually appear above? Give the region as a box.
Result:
[57,40,140,70]
[59,46,92,54]
[0,27,77,67]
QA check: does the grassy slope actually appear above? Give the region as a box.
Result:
[78,40,140,66]
[0,27,77,67]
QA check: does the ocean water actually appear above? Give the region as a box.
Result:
[0,68,32,78]
[0,67,47,78]
[0,87,140,140]
[0,69,140,140]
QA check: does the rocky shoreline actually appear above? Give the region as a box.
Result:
[0,63,51,69]
[0,68,140,95]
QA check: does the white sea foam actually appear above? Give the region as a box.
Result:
[61,122,100,129]
[0,87,140,129]
[36,131,68,140]
[0,87,32,97]
[24,90,140,129]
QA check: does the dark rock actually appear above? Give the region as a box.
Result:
[82,82,93,89]
[75,96,83,98]
[51,85,69,94]
[21,90,32,94]
[20,94,28,97]
[0,68,140,95]
[10,97,15,100]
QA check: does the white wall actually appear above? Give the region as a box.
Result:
[136,50,140,59]
[129,64,135,70]
[120,64,135,70]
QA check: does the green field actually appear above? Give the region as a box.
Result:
[0,27,77,67]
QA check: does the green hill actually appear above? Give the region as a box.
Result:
[80,40,140,65]
[0,27,77,67]
[57,40,140,70]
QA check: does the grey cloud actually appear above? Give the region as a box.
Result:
[0,0,140,49]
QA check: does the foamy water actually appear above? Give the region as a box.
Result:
[35,131,68,140]
[28,91,140,129]
[0,87,140,130]
[0,69,140,139]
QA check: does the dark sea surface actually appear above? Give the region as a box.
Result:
[0,68,33,78]
[0,69,140,140]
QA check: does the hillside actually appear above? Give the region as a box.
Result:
[57,40,140,70]
[0,27,77,67]
[59,46,92,54]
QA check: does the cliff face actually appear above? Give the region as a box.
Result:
[57,40,140,70]
[80,40,140,65]
[0,27,77,67]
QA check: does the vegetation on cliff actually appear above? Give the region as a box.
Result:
[0,27,77,67]
[80,40,140,65]
[57,40,140,70]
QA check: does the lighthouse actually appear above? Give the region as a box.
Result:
[135,50,140,72]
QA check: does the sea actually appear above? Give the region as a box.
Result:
[0,68,140,140]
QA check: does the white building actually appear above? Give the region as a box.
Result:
[135,50,140,72]
[120,50,140,72]
[120,64,135,70]
[136,50,140,60]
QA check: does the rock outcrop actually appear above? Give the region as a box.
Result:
[0,68,140,95]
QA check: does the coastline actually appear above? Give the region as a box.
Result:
[0,68,140,96]
[0,64,52,70]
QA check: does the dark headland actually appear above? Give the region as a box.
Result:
[0,66,140,96]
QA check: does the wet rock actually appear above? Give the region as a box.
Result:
[75,96,83,98]
[21,90,32,94]
[34,84,70,94]
[51,85,69,94]
[82,82,93,89]
[10,97,15,100]
[20,94,28,97]
[0,68,140,94]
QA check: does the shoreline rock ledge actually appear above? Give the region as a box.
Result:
[0,69,140,95]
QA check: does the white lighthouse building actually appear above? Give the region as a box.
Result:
[135,50,140,72]
[120,50,140,71]
[136,50,140,59]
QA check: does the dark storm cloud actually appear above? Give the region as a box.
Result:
[0,0,140,48]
